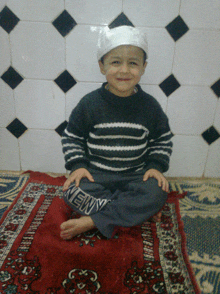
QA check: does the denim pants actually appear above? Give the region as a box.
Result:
[63,168,167,238]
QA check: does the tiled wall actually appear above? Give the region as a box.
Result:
[0,0,220,177]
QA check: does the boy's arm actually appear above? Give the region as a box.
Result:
[62,124,88,172]
[143,102,172,192]
[145,105,173,174]
[61,99,91,173]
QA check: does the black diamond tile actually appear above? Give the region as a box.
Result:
[52,10,77,37]
[159,74,181,96]
[166,15,189,42]
[54,70,77,93]
[109,13,134,29]
[211,79,220,98]
[0,6,20,33]
[202,126,220,145]
[55,121,68,136]
[1,66,23,89]
[6,118,28,139]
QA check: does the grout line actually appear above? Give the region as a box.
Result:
[7,19,220,32]
[202,144,211,177]
[64,0,67,121]
[201,98,220,176]
[17,136,22,170]
[1,126,213,138]
[171,41,176,74]
[179,0,182,14]
[8,30,23,169]
[121,0,124,11]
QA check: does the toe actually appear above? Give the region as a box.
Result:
[60,222,67,230]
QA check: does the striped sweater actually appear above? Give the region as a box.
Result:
[62,83,173,173]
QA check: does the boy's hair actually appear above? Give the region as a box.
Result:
[100,49,147,65]
[97,26,148,62]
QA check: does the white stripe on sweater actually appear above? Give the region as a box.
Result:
[148,150,171,156]
[87,142,147,151]
[64,149,85,156]
[90,161,145,171]
[64,129,84,140]
[89,132,147,140]
[88,148,148,161]
[66,155,84,163]
[62,143,84,148]
[149,131,172,142]
[147,145,172,150]
[94,122,149,133]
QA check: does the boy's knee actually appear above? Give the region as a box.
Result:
[155,188,168,209]
[63,183,78,202]
[146,177,168,204]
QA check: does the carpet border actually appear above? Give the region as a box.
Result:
[167,192,201,294]
[0,174,31,226]
[0,170,66,226]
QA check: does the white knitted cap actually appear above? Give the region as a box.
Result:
[97,26,148,61]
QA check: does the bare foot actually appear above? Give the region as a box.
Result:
[150,211,162,222]
[60,216,95,240]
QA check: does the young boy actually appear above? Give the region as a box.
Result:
[60,26,173,240]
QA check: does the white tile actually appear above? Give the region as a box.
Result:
[19,129,66,173]
[10,22,65,80]
[66,25,105,83]
[0,27,10,76]
[0,1,6,10]
[7,0,64,22]
[173,30,220,86]
[66,0,122,25]
[0,80,15,127]
[123,0,180,27]
[213,100,220,133]
[204,139,220,177]
[167,86,217,135]
[0,128,20,170]
[165,135,209,177]
[140,28,175,85]
[66,82,102,119]
[14,80,65,129]
[180,0,220,29]
[140,84,168,113]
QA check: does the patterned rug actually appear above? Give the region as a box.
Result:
[0,171,203,293]
[170,179,220,294]
[0,172,29,219]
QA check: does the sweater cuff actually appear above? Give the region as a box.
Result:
[70,162,89,173]
[145,161,165,173]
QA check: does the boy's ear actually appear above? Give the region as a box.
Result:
[142,61,147,75]
[98,61,106,75]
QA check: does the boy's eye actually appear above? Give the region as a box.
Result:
[130,62,138,65]
[112,61,120,64]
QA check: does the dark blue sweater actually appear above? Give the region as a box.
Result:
[62,83,173,173]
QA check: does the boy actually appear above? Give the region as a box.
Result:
[60,26,173,240]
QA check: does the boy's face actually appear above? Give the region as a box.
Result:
[99,45,147,97]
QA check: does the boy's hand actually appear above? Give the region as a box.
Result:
[63,168,94,191]
[143,169,169,192]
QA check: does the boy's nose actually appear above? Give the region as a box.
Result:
[120,63,129,73]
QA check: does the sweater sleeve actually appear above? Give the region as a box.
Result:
[145,103,173,173]
[61,98,92,172]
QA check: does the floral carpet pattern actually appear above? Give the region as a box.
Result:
[170,179,220,294]
[0,171,219,293]
[0,172,29,219]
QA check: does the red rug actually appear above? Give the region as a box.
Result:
[0,171,200,294]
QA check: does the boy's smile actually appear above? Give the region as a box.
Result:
[99,45,147,97]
